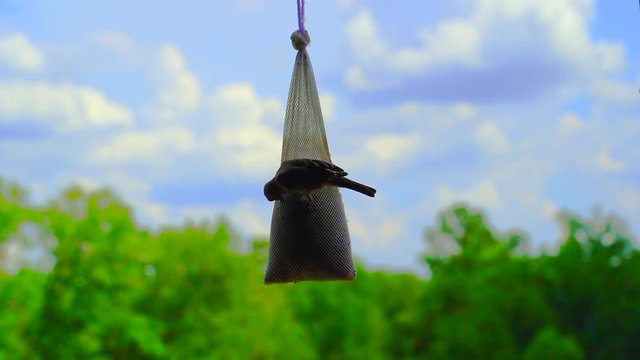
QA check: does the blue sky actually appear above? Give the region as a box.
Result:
[0,0,638,273]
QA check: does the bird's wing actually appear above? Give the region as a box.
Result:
[276,159,345,189]
[284,159,345,174]
[275,165,315,189]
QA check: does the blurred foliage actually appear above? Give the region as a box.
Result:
[0,177,639,359]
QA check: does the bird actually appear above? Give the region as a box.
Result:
[264,158,376,202]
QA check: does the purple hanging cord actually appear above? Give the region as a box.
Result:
[291,0,308,50]
[297,0,305,35]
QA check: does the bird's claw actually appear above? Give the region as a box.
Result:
[301,193,313,210]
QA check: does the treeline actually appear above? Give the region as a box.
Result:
[0,177,638,359]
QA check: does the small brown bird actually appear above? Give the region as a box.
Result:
[264,158,376,202]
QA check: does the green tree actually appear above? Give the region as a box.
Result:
[287,266,388,360]
[523,327,583,360]
[538,211,640,359]
[2,176,640,359]
[0,270,46,360]
[0,176,32,243]
[30,186,164,359]
[415,206,552,360]
[24,185,314,359]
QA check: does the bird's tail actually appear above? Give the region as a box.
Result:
[332,178,376,197]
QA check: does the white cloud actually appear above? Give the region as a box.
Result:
[358,101,477,126]
[615,186,640,214]
[212,126,282,177]
[345,66,375,90]
[453,103,476,119]
[170,200,271,238]
[398,19,480,72]
[209,83,281,126]
[595,146,627,172]
[89,127,195,164]
[0,81,133,130]
[365,133,421,163]
[593,42,626,72]
[319,92,337,121]
[204,83,283,179]
[73,177,102,192]
[345,11,386,63]
[0,33,44,73]
[347,201,406,249]
[90,31,140,59]
[233,0,264,12]
[152,45,201,120]
[345,10,480,76]
[336,101,479,170]
[229,200,271,236]
[477,0,591,52]
[589,78,638,104]
[558,113,584,132]
[436,181,503,210]
[542,201,559,218]
[350,215,404,248]
[475,121,510,154]
[343,1,627,98]
[337,0,357,11]
[353,133,421,174]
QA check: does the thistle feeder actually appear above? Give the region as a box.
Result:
[264,30,356,284]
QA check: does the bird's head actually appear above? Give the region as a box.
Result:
[263,180,283,201]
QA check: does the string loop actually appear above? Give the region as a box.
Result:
[294,0,309,49]
[297,0,305,35]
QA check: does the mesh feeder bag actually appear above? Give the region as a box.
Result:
[264,31,356,284]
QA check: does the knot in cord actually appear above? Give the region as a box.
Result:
[291,30,310,50]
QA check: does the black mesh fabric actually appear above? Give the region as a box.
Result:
[264,31,356,284]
